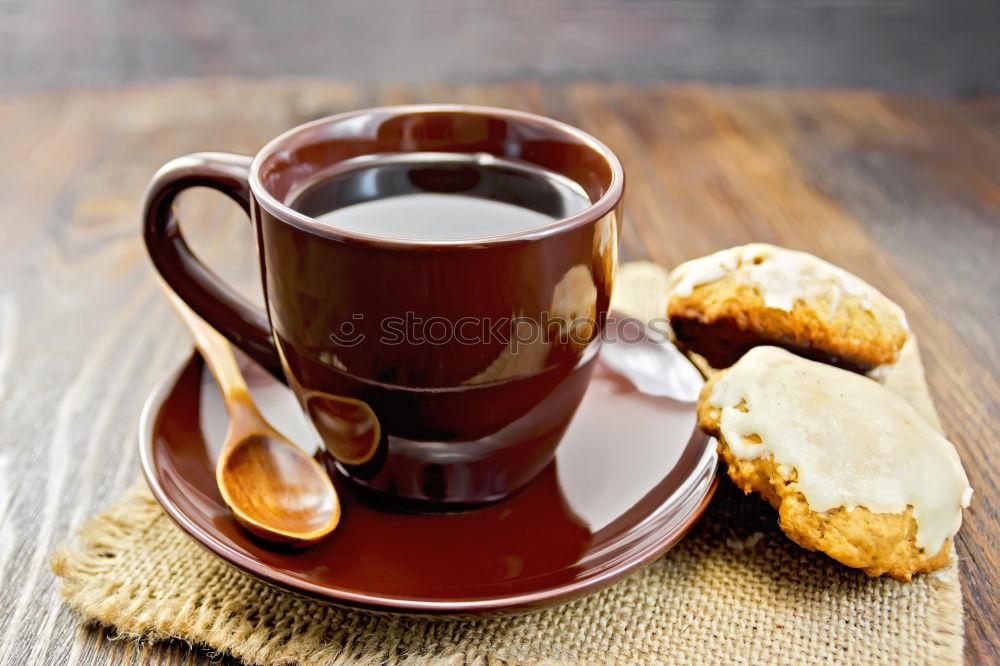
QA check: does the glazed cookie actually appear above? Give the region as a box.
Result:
[697,346,972,581]
[666,243,909,376]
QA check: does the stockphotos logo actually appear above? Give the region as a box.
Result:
[328,312,671,351]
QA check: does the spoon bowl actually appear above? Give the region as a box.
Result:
[217,431,341,544]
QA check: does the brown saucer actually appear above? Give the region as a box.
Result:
[140,351,717,616]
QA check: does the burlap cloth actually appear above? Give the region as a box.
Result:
[50,262,964,665]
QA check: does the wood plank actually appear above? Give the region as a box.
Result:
[2,1,999,95]
[0,80,995,665]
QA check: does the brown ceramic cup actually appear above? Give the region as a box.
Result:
[143,105,624,508]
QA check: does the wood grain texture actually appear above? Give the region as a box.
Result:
[2,0,999,95]
[0,80,996,665]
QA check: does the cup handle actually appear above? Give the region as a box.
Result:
[142,151,284,379]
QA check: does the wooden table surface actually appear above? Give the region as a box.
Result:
[0,80,996,665]
[5,0,999,96]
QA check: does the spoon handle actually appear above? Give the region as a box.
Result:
[164,287,253,404]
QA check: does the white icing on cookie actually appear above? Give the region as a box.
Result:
[866,363,895,381]
[667,243,909,330]
[708,346,971,555]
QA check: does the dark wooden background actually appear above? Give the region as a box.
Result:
[2,0,999,95]
[1,1,999,664]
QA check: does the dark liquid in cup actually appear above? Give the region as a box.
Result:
[288,153,591,240]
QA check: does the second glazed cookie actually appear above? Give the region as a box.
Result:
[666,243,909,376]
[698,346,972,581]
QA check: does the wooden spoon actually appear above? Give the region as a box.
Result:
[166,290,340,545]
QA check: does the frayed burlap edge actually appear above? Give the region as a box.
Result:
[49,484,582,666]
[49,476,967,666]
